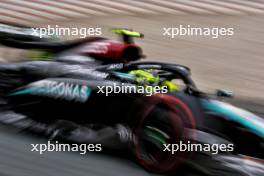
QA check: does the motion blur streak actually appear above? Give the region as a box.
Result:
[0,0,263,176]
[0,0,264,25]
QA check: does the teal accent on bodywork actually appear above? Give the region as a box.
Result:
[202,99,264,138]
[9,87,42,96]
[112,71,135,80]
[10,85,91,103]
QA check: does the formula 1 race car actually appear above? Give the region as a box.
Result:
[0,24,263,175]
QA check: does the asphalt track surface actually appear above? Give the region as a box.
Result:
[0,15,264,176]
[0,125,153,176]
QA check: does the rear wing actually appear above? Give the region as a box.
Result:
[0,23,105,51]
[0,23,53,42]
[0,23,64,50]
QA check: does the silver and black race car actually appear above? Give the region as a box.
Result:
[0,24,263,175]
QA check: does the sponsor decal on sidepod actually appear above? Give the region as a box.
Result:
[11,80,91,103]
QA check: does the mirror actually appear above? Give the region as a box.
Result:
[216,89,233,98]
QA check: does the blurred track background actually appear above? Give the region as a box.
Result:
[0,0,263,176]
